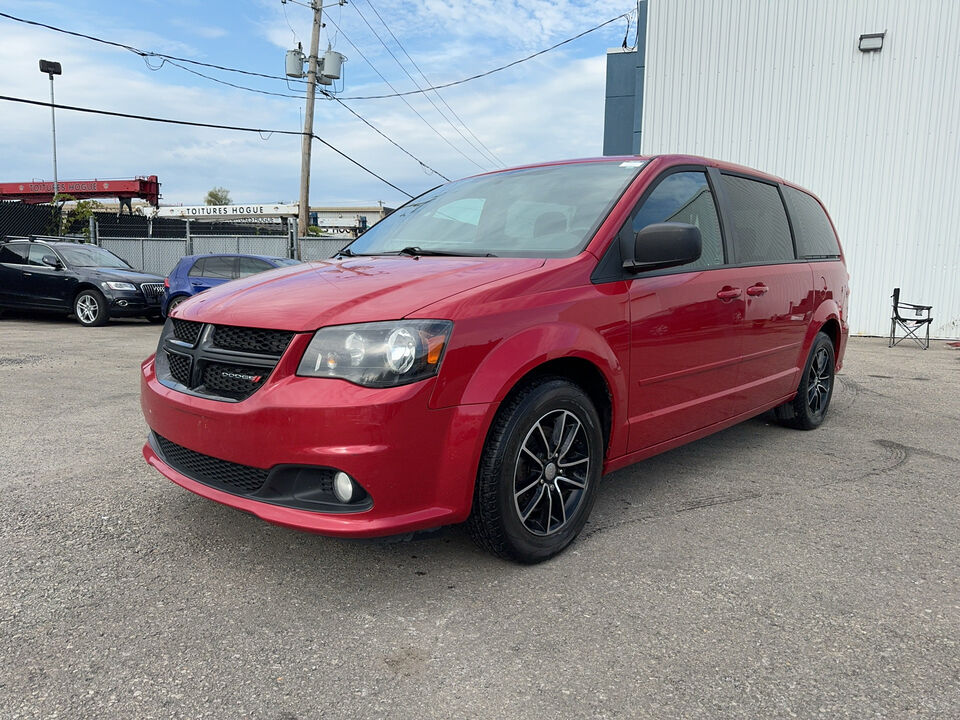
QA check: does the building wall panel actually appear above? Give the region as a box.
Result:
[640,0,960,337]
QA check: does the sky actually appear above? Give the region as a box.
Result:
[0,0,635,207]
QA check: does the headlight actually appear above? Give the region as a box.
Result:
[102,281,136,291]
[297,320,453,387]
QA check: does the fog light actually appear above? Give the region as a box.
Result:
[333,471,355,503]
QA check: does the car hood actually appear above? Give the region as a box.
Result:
[174,255,545,331]
[84,267,165,284]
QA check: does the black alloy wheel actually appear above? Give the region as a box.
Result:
[468,377,603,563]
[775,331,836,430]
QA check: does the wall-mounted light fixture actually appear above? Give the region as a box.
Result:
[858,32,885,53]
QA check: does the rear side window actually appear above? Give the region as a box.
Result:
[0,244,29,263]
[237,257,273,278]
[631,171,724,269]
[188,258,205,277]
[201,256,236,279]
[721,175,794,264]
[782,186,841,258]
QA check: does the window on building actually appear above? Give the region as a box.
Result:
[720,175,795,264]
[782,186,841,258]
[631,171,724,270]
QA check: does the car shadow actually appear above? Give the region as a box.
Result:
[0,308,156,325]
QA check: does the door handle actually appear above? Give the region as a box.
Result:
[23,272,32,277]
[746,284,769,296]
[716,287,742,300]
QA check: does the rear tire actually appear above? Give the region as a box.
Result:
[74,289,109,327]
[774,331,835,430]
[468,378,603,563]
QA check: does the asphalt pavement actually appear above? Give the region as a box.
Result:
[1,313,958,718]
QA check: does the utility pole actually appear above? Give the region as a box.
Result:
[298,0,324,238]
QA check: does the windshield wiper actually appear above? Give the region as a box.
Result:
[337,247,356,257]
[396,246,497,258]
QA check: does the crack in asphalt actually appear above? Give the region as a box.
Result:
[583,437,943,540]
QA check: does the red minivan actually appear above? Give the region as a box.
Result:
[141,155,849,563]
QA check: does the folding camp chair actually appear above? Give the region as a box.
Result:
[889,288,933,349]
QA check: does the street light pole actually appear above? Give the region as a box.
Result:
[49,72,58,200]
[39,59,62,209]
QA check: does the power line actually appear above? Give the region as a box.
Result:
[0,9,452,180]
[0,10,307,85]
[339,12,632,100]
[156,58,449,180]
[363,0,505,168]
[328,96,451,180]
[322,13,489,172]
[0,8,632,102]
[351,0,502,168]
[0,95,414,198]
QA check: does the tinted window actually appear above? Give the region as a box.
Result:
[28,245,58,266]
[188,258,206,277]
[782,186,841,258]
[720,175,794,264]
[237,257,273,278]
[201,256,236,279]
[0,244,29,264]
[631,171,724,270]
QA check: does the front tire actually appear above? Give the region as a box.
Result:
[468,378,603,563]
[774,331,835,430]
[74,289,109,327]
[164,295,187,316]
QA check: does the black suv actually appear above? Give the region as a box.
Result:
[0,239,166,326]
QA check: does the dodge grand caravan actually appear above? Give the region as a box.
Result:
[141,155,849,563]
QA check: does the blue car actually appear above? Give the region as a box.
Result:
[161,253,301,315]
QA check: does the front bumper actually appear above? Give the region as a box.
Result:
[105,289,161,316]
[140,344,493,537]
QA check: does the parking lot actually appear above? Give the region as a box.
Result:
[1,314,958,718]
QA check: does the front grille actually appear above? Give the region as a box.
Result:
[154,434,268,494]
[166,351,192,386]
[201,362,268,399]
[141,283,165,304]
[212,325,294,356]
[171,319,202,346]
[157,319,295,402]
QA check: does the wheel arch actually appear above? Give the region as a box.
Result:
[499,357,613,455]
[72,282,104,303]
[447,322,628,460]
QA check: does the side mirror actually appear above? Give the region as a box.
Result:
[41,255,62,269]
[623,222,702,273]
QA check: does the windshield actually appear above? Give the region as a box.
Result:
[347,161,645,258]
[57,244,132,269]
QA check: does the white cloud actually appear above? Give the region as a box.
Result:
[1,1,628,207]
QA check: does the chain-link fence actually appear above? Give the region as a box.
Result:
[3,201,349,275]
[99,235,293,276]
[302,238,348,261]
[0,201,61,239]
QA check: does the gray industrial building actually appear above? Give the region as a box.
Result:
[604,0,960,338]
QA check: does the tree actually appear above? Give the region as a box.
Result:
[205,187,231,206]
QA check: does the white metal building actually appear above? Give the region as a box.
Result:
[604,0,960,338]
